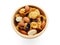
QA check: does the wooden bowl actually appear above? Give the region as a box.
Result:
[12,5,47,39]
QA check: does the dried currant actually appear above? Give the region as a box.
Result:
[34,19,38,22]
[25,23,30,31]
[40,17,43,22]
[30,18,33,22]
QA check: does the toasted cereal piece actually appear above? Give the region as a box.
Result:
[37,21,42,30]
[23,17,30,23]
[29,7,36,12]
[28,9,40,19]
[37,17,41,22]
[30,22,38,28]
[19,8,25,14]
[16,25,19,30]
[15,14,20,18]
[40,15,46,20]
[28,29,37,35]
[16,16,22,22]
[35,9,40,15]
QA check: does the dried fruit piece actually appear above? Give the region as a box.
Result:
[41,20,46,29]
[23,17,30,23]
[34,19,38,22]
[24,23,30,31]
[25,23,30,31]
[28,29,37,35]
[28,9,40,19]
[19,8,25,14]
[20,30,27,35]
[16,16,22,22]
[25,5,30,12]
[30,22,38,28]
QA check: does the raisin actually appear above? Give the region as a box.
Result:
[25,23,30,32]
[40,17,43,22]
[34,19,38,22]
[25,13,29,16]
[30,18,33,22]
[36,28,42,33]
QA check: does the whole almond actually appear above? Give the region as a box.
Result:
[23,17,30,23]
[25,5,30,12]
[20,30,27,35]
[18,21,25,26]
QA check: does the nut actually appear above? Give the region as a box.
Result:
[16,16,22,22]
[20,30,27,35]
[18,21,25,26]
[25,5,30,12]
[28,29,37,35]
[23,17,30,23]
[24,23,28,29]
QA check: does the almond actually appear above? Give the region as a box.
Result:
[18,21,25,26]
[20,30,27,35]
[23,17,30,23]
[25,5,30,12]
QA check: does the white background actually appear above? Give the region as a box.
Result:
[0,0,60,45]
